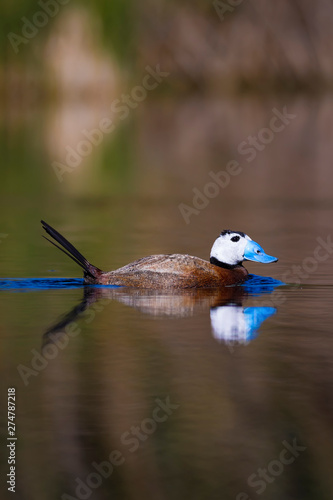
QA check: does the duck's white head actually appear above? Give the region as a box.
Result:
[210,230,278,268]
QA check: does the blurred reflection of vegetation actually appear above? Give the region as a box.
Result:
[2,0,134,62]
[0,112,135,199]
[3,1,333,91]
[86,0,135,61]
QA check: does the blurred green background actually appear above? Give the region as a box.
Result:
[1,0,333,277]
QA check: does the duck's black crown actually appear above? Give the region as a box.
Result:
[220,230,246,238]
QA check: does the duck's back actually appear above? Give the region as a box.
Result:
[99,254,248,289]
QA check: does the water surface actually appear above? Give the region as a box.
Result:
[1,96,333,500]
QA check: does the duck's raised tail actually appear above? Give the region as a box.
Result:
[41,220,103,282]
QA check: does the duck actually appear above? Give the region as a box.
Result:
[41,221,278,289]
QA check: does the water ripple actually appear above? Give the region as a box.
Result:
[0,278,85,291]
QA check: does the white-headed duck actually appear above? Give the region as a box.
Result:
[41,221,278,289]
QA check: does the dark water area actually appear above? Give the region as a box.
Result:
[1,96,333,499]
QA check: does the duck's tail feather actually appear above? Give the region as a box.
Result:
[41,220,102,281]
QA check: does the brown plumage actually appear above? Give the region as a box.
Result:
[41,221,248,289]
[96,254,247,288]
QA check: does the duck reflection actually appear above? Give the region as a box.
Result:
[39,276,282,499]
[43,275,281,349]
[210,305,276,344]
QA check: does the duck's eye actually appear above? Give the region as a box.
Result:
[231,236,240,242]
[256,249,260,254]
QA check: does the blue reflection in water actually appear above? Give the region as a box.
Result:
[210,275,283,344]
[1,275,282,346]
[210,305,277,344]
[0,274,285,294]
[242,274,285,295]
[0,278,85,291]
[0,278,123,291]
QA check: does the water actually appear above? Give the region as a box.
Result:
[1,96,333,499]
